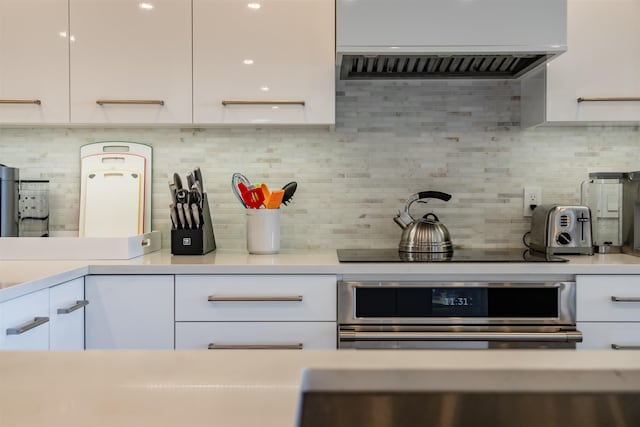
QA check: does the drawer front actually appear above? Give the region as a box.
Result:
[0,288,50,350]
[577,322,640,350]
[175,321,337,350]
[175,275,336,321]
[577,275,640,321]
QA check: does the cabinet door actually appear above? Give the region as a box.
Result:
[193,0,335,124]
[0,289,50,350]
[175,321,336,350]
[545,0,640,122]
[577,322,640,350]
[69,0,192,124]
[85,275,174,349]
[49,277,86,350]
[175,275,336,321]
[0,0,69,123]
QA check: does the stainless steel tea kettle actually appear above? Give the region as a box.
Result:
[394,191,453,253]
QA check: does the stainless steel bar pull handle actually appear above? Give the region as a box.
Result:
[578,97,640,103]
[221,100,305,106]
[611,296,640,302]
[208,295,303,302]
[6,317,49,335]
[208,343,303,350]
[96,99,165,105]
[0,99,41,105]
[339,330,583,343]
[57,300,89,314]
[611,344,640,350]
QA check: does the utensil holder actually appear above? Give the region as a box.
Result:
[171,193,216,255]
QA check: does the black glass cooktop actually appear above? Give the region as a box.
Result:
[337,248,568,263]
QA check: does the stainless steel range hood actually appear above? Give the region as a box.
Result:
[337,0,567,80]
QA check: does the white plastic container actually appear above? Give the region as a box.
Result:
[246,209,280,255]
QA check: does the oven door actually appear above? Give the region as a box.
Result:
[338,325,582,349]
[338,280,581,349]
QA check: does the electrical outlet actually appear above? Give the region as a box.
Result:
[523,186,542,217]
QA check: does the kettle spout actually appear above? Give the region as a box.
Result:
[393,211,412,229]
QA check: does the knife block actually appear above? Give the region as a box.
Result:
[171,193,216,255]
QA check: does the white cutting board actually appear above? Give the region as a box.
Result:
[81,170,142,238]
[80,142,152,235]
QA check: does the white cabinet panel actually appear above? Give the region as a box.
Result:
[69,0,192,124]
[85,275,174,349]
[577,275,640,322]
[193,0,335,125]
[175,321,336,350]
[0,0,69,123]
[49,277,85,350]
[577,322,640,350]
[522,0,640,126]
[0,289,50,350]
[175,275,336,321]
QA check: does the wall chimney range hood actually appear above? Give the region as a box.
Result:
[337,0,567,80]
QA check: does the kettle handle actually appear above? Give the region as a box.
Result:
[416,191,452,203]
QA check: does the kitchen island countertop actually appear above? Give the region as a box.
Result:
[1,349,639,427]
[3,248,640,302]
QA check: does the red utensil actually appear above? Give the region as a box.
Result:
[238,182,264,208]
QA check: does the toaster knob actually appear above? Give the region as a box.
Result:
[557,232,572,245]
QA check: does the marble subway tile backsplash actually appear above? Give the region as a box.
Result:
[1,79,638,250]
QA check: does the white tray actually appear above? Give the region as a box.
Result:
[0,231,161,260]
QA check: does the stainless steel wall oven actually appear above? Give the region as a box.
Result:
[338,280,582,349]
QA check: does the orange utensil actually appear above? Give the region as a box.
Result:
[265,189,284,209]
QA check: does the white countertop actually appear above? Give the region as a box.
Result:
[3,248,640,302]
[1,349,639,427]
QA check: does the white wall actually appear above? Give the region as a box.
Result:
[1,79,638,250]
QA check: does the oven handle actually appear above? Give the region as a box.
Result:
[339,330,583,343]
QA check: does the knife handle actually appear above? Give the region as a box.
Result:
[183,203,193,229]
[191,203,201,229]
[170,203,179,229]
[176,202,186,229]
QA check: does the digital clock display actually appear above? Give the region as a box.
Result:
[431,288,487,316]
[440,297,472,306]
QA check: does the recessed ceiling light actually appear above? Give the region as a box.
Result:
[70,35,76,42]
[243,59,254,65]
[139,3,154,10]
[59,31,67,38]
[272,106,279,109]
[247,3,261,9]
[260,86,270,92]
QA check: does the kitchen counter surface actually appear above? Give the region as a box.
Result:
[1,349,639,427]
[2,248,640,302]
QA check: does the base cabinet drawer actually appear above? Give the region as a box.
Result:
[577,322,640,350]
[577,275,640,321]
[175,322,337,350]
[175,275,336,321]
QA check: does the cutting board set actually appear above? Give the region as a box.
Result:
[79,142,152,238]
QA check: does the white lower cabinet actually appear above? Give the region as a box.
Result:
[175,275,337,350]
[0,288,50,350]
[49,277,86,350]
[577,275,640,350]
[175,322,335,350]
[85,275,174,349]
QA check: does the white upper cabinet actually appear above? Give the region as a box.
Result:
[522,0,640,127]
[193,0,335,125]
[69,0,192,124]
[0,0,69,124]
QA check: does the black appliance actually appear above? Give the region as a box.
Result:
[337,248,568,263]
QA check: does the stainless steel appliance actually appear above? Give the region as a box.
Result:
[581,172,624,253]
[337,279,581,350]
[18,180,49,237]
[622,171,640,256]
[529,205,593,256]
[0,164,19,237]
[394,191,453,253]
[337,0,567,80]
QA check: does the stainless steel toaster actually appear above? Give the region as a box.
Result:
[529,205,594,256]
